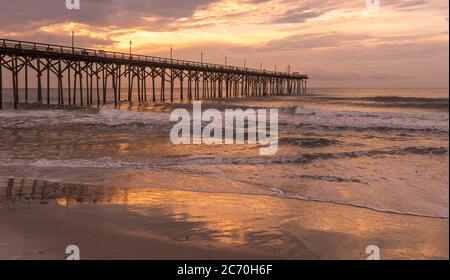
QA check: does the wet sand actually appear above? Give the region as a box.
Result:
[0,179,448,260]
[0,206,272,260]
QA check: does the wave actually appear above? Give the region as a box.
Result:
[318,95,449,111]
[288,193,449,219]
[0,146,446,171]
[0,107,172,129]
[319,95,448,101]
[279,137,341,147]
[277,105,449,132]
[229,178,448,219]
[1,104,448,133]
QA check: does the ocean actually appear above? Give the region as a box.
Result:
[0,88,448,259]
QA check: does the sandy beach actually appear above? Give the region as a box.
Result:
[0,178,448,260]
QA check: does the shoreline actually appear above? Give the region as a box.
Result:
[1,178,448,260]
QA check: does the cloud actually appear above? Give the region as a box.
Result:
[270,0,353,24]
[262,32,373,50]
[0,0,447,87]
[274,10,323,24]
[0,0,220,32]
[228,31,448,58]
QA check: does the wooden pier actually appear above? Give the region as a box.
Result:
[0,38,308,109]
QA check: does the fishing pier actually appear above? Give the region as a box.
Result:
[0,38,308,109]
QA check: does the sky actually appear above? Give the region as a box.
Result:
[0,0,448,87]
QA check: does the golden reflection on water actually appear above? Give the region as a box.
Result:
[117,143,130,155]
[0,178,448,259]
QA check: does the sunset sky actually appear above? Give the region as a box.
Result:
[0,0,448,87]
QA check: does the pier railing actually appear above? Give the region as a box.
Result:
[0,38,307,78]
[0,38,308,109]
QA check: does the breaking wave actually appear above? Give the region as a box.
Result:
[0,107,172,129]
[0,146,446,170]
[279,105,449,132]
[1,104,448,133]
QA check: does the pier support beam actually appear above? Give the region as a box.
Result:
[0,39,307,109]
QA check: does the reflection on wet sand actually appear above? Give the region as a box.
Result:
[1,178,448,259]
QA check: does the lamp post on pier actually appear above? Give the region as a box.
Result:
[71,31,75,52]
[129,41,132,57]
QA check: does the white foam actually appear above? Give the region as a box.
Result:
[278,106,449,132]
[0,107,172,128]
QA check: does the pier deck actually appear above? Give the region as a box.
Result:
[0,38,308,109]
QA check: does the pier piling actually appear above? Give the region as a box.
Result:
[0,38,307,109]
